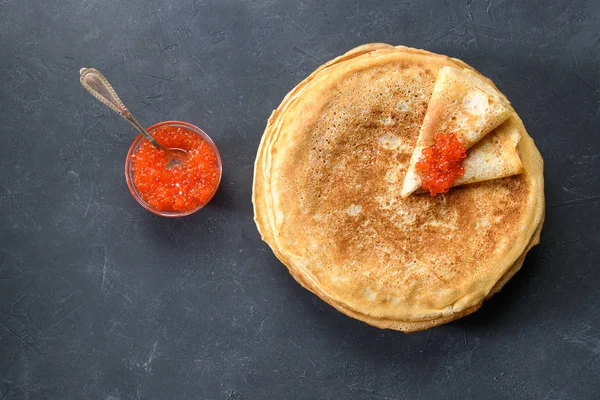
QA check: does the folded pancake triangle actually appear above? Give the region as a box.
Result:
[401,66,518,197]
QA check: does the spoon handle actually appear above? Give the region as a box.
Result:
[79,68,163,150]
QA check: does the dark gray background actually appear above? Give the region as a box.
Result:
[1,0,599,399]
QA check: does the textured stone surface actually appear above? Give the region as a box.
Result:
[0,0,599,399]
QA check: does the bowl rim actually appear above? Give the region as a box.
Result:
[125,120,222,217]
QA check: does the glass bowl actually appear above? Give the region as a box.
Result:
[125,120,222,217]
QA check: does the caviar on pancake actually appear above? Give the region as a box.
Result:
[131,125,220,212]
[415,132,467,196]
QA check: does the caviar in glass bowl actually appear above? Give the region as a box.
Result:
[125,121,222,217]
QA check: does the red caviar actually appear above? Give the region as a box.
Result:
[416,132,467,196]
[131,125,220,212]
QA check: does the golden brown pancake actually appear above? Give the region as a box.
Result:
[456,118,524,186]
[253,44,544,331]
[401,66,513,197]
[411,118,524,195]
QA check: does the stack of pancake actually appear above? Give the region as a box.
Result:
[253,44,544,332]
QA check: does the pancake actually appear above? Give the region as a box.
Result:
[412,119,524,195]
[253,44,544,331]
[401,66,513,197]
[455,117,524,186]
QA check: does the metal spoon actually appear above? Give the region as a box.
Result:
[79,67,187,169]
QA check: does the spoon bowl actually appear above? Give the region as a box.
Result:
[165,147,187,169]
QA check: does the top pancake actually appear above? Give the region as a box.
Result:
[253,44,544,328]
